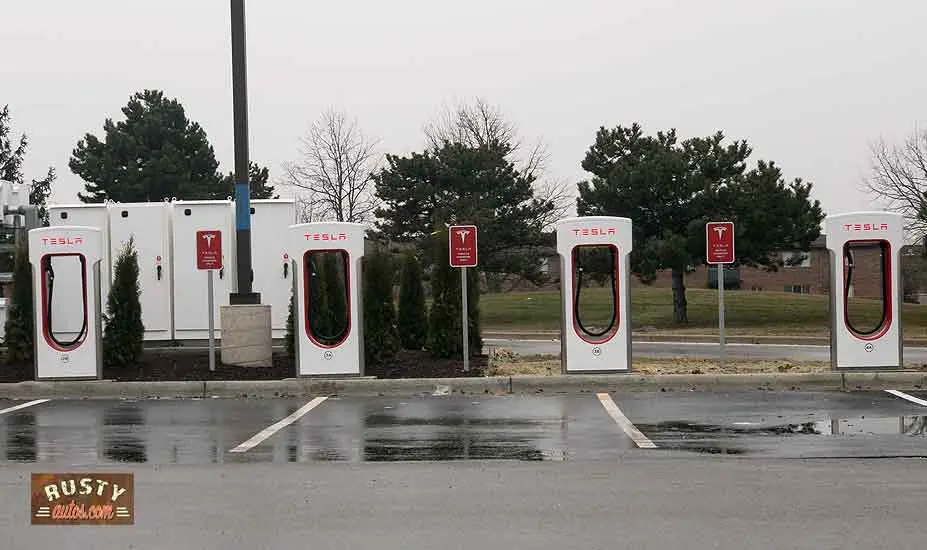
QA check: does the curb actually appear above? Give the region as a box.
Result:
[0,372,925,399]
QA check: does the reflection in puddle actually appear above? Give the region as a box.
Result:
[6,412,37,462]
[102,404,147,463]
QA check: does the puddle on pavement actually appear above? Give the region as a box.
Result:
[102,404,148,463]
[638,416,927,456]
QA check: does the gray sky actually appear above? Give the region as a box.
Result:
[3,0,926,219]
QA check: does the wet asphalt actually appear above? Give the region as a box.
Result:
[0,391,925,464]
[2,392,926,549]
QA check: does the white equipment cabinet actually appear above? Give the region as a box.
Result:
[108,202,174,341]
[170,200,235,340]
[47,204,110,338]
[250,199,296,339]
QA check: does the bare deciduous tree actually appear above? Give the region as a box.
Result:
[424,97,573,228]
[863,127,927,238]
[283,109,380,223]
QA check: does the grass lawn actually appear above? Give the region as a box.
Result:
[478,287,927,335]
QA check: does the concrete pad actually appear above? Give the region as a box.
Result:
[220,304,273,367]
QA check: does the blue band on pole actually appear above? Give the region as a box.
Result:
[235,182,251,230]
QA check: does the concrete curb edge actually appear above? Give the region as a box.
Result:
[0,372,925,399]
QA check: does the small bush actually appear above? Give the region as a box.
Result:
[4,237,34,363]
[363,245,399,365]
[397,251,427,350]
[102,237,144,367]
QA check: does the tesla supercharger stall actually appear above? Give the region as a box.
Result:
[825,211,904,370]
[556,216,633,373]
[29,226,104,380]
[289,222,366,376]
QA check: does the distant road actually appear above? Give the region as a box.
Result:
[483,338,927,363]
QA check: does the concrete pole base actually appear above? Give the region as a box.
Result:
[220,304,273,367]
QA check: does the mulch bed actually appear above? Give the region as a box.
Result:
[0,349,487,383]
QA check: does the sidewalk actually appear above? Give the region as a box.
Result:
[482,330,927,347]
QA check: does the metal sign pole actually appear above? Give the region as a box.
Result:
[718,263,726,369]
[208,269,216,372]
[461,266,469,372]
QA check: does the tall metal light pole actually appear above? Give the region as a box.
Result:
[230,0,259,305]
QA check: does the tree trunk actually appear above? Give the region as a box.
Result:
[671,269,688,324]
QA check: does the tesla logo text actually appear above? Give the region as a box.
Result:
[304,233,347,241]
[201,233,216,248]
[41,237,83,246]
[843,223,889,231]
[572,228,617,237]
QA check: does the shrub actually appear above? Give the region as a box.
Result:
[397,251,427,350]
[285,285,296,358]
[4,237,34,363]
[102,237,144,367]
[427,236,462,358]
[363,245,399,365]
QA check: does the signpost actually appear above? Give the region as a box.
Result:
[197,230,223,372]
[706,221,735,369]
[449,225,478,372]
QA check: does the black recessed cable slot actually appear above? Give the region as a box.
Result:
[306,251,350,345]
[844,241,888,336]
[41,255,89,349]
[573,246,618,339]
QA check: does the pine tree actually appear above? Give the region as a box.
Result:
[285,286,296,359]
[363,245,399,365]
[397,251,427,350]
[427,236,462,358]
[4,236,34,363]
[102,238,144,367]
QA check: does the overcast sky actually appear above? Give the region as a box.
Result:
[3,0,926,219]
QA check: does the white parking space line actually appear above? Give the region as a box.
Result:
[885,390,927,407]
[596,393,657,449]
[0,399,50,416]
[229,396,328,453]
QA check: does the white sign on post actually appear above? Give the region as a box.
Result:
[197,230,223,372]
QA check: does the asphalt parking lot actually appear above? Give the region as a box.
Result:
[1,390,926,464]
[2,391,926,549]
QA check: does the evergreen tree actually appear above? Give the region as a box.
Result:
[4,237,34,363]
[0,104,55,225]
[220,161,278,199]
[397,251,427,350]
[102,238,145,367]
[427,235,462,358]
[363,245,399,365]
[285,286,296,359]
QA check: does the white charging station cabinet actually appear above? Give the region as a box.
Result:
[47,204,110,340]
[289,222,366,376]
[108,202,174,341]
[250,199,297,339]
[556,216,633,373]
[825,211,903,370]
[171,200,235,340]
[29,226,103,380]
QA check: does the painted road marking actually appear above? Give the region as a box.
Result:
[0,399,50,416]
[885,390,927,407]
[229,396,328,453]
[596,393,657,449]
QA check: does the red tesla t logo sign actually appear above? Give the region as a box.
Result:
[449,225,478,268]
[706,221,735,264]
[196,230,222,270]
